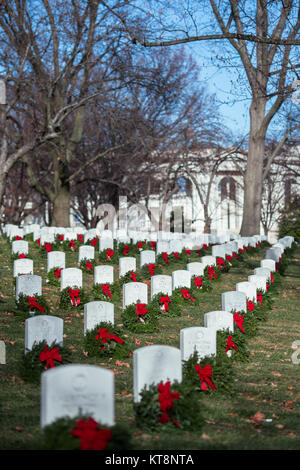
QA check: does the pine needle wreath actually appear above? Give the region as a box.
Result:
[79,258,95,275]
[217,328,250,363]
[149,292,181,317]
[11,252,29,262]
[117,270,142,286]
[98,249,119,264]
[59,286,89,310]
[140,263,162,280]
[203,265,221,283]
[133,380,204,431]
[190,276,213,295]
[171,287,198,308]
[15,293,50,319]
[91,282,120,303]
[84,321,133,359]
[121,301,159,333]
[182,350,235,396]
[117,241,135,257]
[47,266,63,287]
[19,340,72,384]
[37,415,132,450]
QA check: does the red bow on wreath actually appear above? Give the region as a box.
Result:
[226,255,233,263]
[185,249,191,256]
[225,335,237,353]
[130,271,137,282]
[39,344,62,369]
[18,253,27,259]
[71,418,112,451]
[257,292,264,305]
[91,237,98,247]
[58,235,64,242]
[44,243,52,253]
[194,277,203,288]
[173,252,179,259]
[136,303,148,322]
[106,249,114,261]
[233,311,245,333]
[15,236,23,240]
[157,381,180,427]
[95,328,124,350]
[27,297,45,312]
[181,289,195,302]
[101,284,111,299]
[36,238,41,247]
[68,288,81,306]
[247,300,255,312]
[86,260,93,271]
[138,242,143,250]
[207,266,217,280]
[54,268,63,278]
[195,364,217,391]
[270,272,274,283]
[150,241,156,251]
[203,244,208,251]
[216,258,225,270]
[69,240,78,250]
[147,264,156,276]
[161,252,168,265]
[77,234,84,243]
[160,295,171,312]
[123,245,129,256]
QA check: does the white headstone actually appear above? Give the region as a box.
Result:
[13,258,33,277]
[180,327,216,361]
[25,315,63,352]
[236,281,257,302]
[122,282,148,309]
[16,275,42,301]
[221,291,247,313]
[140,250,156,267]
[260,259,276,272]
[84,301,114,334]
[12,240,29,255]
[172,270,191,290]
[133,345,182,402]
[201,256,217,268]
[211,245,226,258]
[94,265,114,285]
[150,275,172,299]
[99,238,114,252]
[204,310,234,332]
[254,267,272,281]
[186,262,204,277]
[40,364,115,427]
[119,257,136,278]
[78,245,95,264]
[60,268,82,290]
[47,251,66,272]
[248,275,267,293]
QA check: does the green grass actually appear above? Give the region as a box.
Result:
[0,239,299,450]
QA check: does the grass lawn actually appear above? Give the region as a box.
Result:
[0,238,299,450]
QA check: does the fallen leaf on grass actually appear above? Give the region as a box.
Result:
[275,424,284,429]
[272,371,281,377]
[168,335,175,339]
[145,341,154,345]
[121,390,133,398]
[112,369,124,376]
[287,386,294,390]
[201,433,211,440]
[83,351,88,357]
[15,426,24,432]
[135,339,141,346]
[251,411,265,426]
[115,360,130,368]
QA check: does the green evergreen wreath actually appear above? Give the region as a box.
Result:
[11,252,29,262]
[92,282,120,302]
[47,266,63,287]
[37,415,132,450]
[171,287,199,307]
[79,258,95,275]
[217,328,250,363]
[133,380,204,431]
[182,350,235,396]
[59,286,89,310]
[149,292,181,317]
[19,340,72,384]
[117,270,142,286]
[84,321,133,359]
[121,301,159,333]
[203,265,221,283]
[117,241,135,257]
[98,249,119,264]
[190,276,213,295]
[140,263,162,280]
[15,293,50,319]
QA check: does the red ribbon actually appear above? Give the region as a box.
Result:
[203,244,208,251]
[157,381,180,427]
[270,272,274,283]
[86,260,93,271]
[232,253,239,258]
[225,335,237,353]
[150,241,156,251]
[275,263,279,272]
[45,243,52,252]
[185,249,191,256]
[18,253,27,259]
[233,311,245,333]
[138,241,143,250]
[69,240,78,250]
[123,245,129,256]
[257,293,264,305]
[106,249,114,261]
[130,271,137,282]
[226,255,233,263]
[216,257,225,269]
[266,283,270,292]
[238,248,243,254]
[195,364,216,391]
[136,303,148,322]
[181,289,195,302]
[162,252,168,265]
[207,266,217,280]
[58,235,64,241]
[39,344,62,369]
[27,297,45,312]
[68,288,81,306]
[96,328,124,350]
[247,300,255,312]
[54,268,63,278]
[36,238,41,247]
[71,418,112,451]
[77,234,84,243]
[91,237,98,247]
[101,283,112,299]
[160,295,171,312]
[15,236,23,240]
[173,252,179,259]
[147,264,156,276]
[194,277,203,288]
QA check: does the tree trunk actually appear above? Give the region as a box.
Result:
[52,184,70,227]
[240,98,266,236]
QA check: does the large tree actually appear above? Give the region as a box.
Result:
[111,0,300,235]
